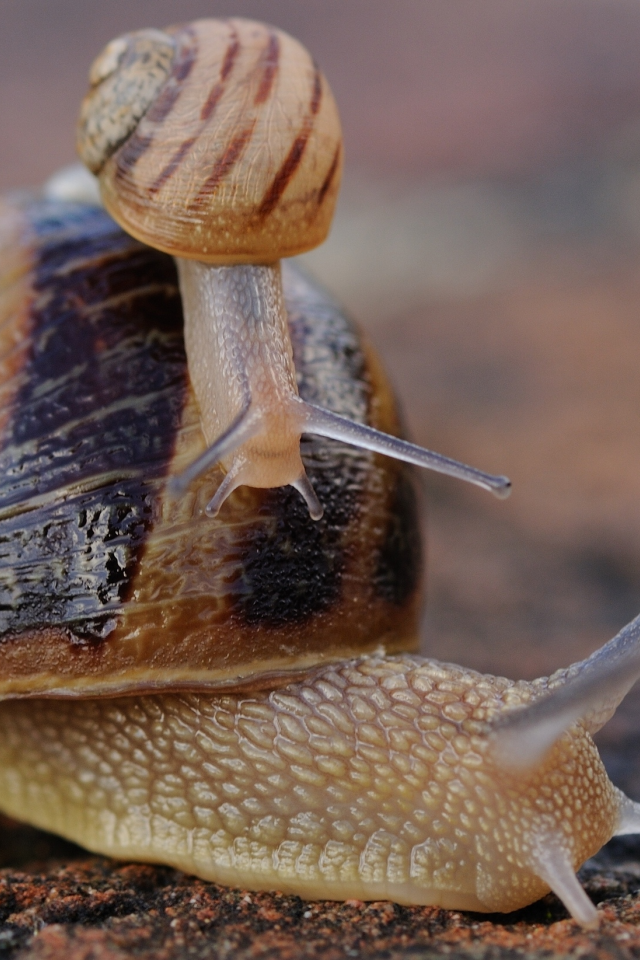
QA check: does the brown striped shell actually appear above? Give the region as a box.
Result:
[77,19,343,263]
[0,195,421,698]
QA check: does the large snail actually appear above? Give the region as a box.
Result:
[0,16,638,930]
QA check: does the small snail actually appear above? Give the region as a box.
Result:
[76,17,511,519]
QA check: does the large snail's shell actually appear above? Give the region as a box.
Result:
[77,19,343,263]
[0,197,421,698]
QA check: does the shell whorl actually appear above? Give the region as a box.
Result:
[78,19,343,263]
[77,29,176,175]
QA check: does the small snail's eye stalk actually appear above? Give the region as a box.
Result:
[299,402,512,500]
[290,475,324,521]
[167,370,510,517]
[169,389,511,515]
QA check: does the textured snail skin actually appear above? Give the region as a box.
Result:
[0,654,626,922]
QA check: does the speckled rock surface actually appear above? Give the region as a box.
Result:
[0,820,638,959]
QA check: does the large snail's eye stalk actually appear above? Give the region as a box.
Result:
[77,18,511,520]
[492,611,640,771]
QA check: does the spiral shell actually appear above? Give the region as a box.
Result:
[77,19,343,263]
[0,196,421,698]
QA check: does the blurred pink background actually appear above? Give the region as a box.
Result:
[4,0,640,185]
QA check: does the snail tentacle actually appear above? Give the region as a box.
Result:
[291,472,324,521]
[204,455,249,518]
[526,828,599,928]
[299,400,512,499]
[493,611,640,769]
[167,399,257,500]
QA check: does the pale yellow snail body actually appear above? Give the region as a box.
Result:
[2,619,640,926]
[0,17,637,931]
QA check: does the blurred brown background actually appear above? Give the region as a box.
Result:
[4,0,640,791]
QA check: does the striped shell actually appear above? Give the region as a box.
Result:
[77,19,343,263]
[0,196,421,698]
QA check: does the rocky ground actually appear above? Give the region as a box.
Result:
[0,822,639,959]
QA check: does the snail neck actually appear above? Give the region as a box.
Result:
[175,258,320,516]
[177,259,300,441]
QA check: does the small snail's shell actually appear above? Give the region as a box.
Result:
[0,197,420,698]
[77,19,343,263]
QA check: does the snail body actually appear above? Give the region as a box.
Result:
[0,193,639,927]
[0,655,621,917]
[77,18,511,519]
